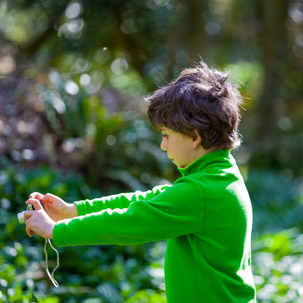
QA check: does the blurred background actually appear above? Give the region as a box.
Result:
[0,0,302,302]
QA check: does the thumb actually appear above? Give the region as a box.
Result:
[29,192,44,200]
[40,193,58,203]
[26,198,43,210]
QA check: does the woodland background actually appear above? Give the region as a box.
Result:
[0,0,303,302]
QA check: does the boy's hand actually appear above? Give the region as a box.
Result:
[24,199,55,239]
[28,192,78,222]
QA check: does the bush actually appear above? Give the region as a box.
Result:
[0,165,166,303]
[246,169,303,303]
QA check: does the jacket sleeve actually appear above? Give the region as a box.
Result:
[53,178,204,247]
[74,184,171,215]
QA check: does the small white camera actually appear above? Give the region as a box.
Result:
[17,204,34,224]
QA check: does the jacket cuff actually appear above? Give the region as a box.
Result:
[74,200,87,216]
[53,220,68,247]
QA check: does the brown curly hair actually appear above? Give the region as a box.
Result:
[146,61,243,150]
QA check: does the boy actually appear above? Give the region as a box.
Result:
[25,61,256,302]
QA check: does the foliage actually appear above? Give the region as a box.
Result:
[0,165,167,303]
[252,228,303,303]
[0,67,175,194]
[246,169,303,233]
[246,170,303,302]
[38,69,174,192]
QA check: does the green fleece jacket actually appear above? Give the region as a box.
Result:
[53,149,256,303]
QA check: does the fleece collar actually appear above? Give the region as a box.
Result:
[177,149,235,177]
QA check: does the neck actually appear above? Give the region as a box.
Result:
[194,146,218,160]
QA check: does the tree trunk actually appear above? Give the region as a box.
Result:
[254,0,289,143]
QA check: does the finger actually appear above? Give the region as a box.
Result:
[29,192,44,200]
[25,224,33,237]
[40,193,57,203]
[25,216,33,236]
[26,198,43,210]
[26,217,37,235]
[24,210,34,221]
[25,199,36,209]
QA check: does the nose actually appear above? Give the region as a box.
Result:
[160,138,167,151]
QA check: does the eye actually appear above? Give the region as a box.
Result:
[162,133,169,138]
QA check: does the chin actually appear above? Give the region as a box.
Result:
[178,162,190,169]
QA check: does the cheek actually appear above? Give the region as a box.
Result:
[160,137,168,150]
[177,145,191,160]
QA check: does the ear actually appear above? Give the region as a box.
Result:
[192,129,202,149]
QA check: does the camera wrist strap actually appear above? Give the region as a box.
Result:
[43,238,59,288]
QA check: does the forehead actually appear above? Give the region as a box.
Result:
[160,126,170,132]
[160,127,181,136]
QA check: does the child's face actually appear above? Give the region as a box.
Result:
[160,127,198,169]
